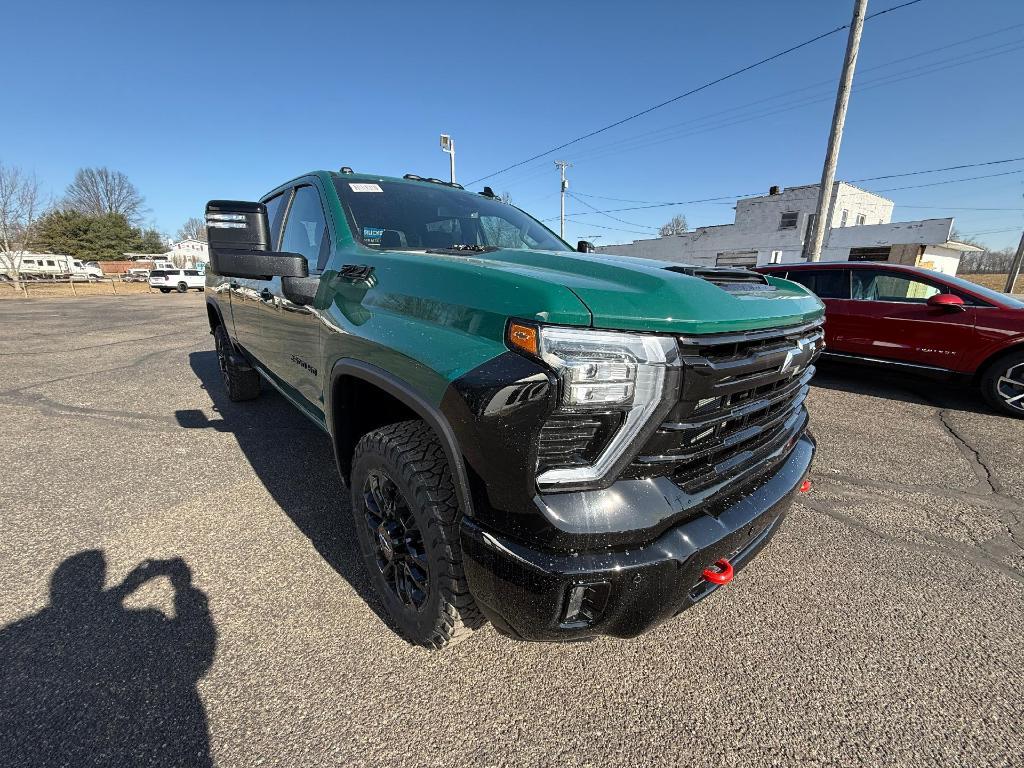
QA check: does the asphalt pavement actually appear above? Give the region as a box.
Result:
[1,294,1021,767]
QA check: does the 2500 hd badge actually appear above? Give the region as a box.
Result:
[204,169,824,648]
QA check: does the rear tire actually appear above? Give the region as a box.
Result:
[177,282,188,293]
[981,350,1024,418]
[213,324,260,401]
[350,420,485,648]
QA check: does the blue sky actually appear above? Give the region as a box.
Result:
[5,0,1023,248]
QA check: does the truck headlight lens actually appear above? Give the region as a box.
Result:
[518,325,679,490]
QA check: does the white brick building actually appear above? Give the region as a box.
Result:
[167,238,209,268]
[597,182,980,275]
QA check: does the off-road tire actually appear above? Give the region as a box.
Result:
[350,420,485,648]
[213,324,260,402]
[981,350,1024,418]
[160,287,170,293]
[177,282,188,293]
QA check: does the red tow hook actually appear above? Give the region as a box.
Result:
[702,558,734,586]
[799,479,812,493]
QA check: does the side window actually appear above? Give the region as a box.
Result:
[785,269,849,300]
[280,185,332,271]
[263,192,289,251]
[851,270,941,303]
[185,269,199,276]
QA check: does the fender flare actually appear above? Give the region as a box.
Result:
[205,298,225,332]
[327,359,476,518]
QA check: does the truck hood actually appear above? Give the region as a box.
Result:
[470,248,824,335]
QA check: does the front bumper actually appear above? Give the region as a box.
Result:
[460,432,815,641]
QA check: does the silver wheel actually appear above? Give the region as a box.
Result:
[996,360,1024,413]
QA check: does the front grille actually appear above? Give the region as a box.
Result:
[627,320,823,494]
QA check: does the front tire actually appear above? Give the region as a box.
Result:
[160,287,170,293]
[350,421,485,648]
[981,350,1024,418]
[213,324,260,401]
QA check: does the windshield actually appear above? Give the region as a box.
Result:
[333,178,571,253]
[923,269,1024,309]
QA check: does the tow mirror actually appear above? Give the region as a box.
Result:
[927,293,965,311]
[205,200,308,280]
[577,240,595,253]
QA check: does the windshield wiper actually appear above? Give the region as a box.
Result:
[425,244,498,255]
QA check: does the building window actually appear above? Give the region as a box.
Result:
[839,209,848,227]
[46,260,56,266]
[769,250,783,264]
[855,213,866,226]
[779,211,798,229]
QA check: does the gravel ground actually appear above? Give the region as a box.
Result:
[0,294,1021,768]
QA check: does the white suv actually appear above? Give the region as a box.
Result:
[149,269,205,293]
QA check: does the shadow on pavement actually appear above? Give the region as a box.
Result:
[0,551,215,767]
[177,350,390,630]
[810,359,996,417]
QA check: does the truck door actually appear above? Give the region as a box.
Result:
[260,182,331,418]
[227,190,289,360]
[842,268,974,371]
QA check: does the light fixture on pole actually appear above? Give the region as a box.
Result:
[440,134,456,184]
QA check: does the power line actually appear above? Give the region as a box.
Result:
[468,0,927,185]
[566,191,656,230]
[874,168,1024,192]
[495,27,1024,193]
[564,156,1024,217]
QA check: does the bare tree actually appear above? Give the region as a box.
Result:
[0,162,44,287]
[658,214,688,237]
[499,191,513,205]
[176,217,207,242]
[63,167,146,223]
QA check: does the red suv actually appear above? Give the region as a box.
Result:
[757,262,1024,417]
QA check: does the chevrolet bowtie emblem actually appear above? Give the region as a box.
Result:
[780,337,810,374]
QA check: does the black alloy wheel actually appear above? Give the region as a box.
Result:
[362,469,430,611]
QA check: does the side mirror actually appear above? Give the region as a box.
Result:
[927,293,965,311]
[205,199,309,280]
[577,240,596,253]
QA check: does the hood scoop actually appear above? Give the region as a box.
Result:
[664,265,774,293]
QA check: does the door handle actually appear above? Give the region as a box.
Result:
[260,288,273,302]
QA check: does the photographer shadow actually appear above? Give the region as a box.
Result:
[0,551,215,767]
[176,350,387,628]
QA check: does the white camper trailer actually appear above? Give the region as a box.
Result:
[14,254,104,280]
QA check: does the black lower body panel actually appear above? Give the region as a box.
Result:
[460,433,815,642]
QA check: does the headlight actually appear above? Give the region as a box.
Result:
[508,322,679,490]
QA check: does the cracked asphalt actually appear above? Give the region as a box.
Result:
[1,294,1022,768]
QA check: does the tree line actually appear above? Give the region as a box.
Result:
[1,162,205,281]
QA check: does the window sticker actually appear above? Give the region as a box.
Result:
[349,183,383,193]
[363,227,385,245]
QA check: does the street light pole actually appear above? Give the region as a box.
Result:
[555,160,571,239]
[807,0,868,262]
[440,134,456,184]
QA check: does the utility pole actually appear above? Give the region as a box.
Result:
[555,160,571,239]
[807,0,868,262]
[440,134,456,184]
[1005,231,1024,294]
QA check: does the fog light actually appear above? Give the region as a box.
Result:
[561,581,611,627]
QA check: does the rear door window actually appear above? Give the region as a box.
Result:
[263,191,290,251]
[784,269,850,299]
[280,185,332,272]
[852,270,942,303]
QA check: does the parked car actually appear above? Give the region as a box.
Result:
[202,169,826,647]
[757,262,1024,417]
[123,268,151,283]
[149,268,205,293]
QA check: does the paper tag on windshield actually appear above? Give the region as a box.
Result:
[349,183,383,193]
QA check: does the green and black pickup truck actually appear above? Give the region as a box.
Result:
[203,169,825,648]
